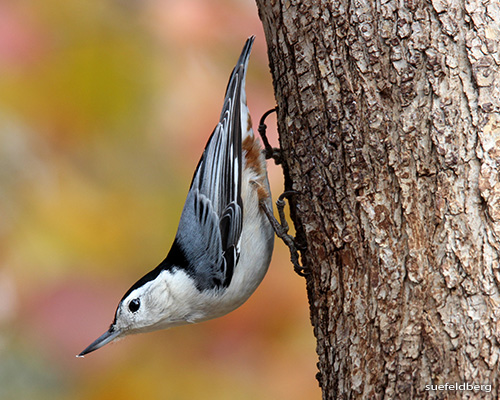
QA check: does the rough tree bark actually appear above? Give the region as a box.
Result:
[255,1,500,399]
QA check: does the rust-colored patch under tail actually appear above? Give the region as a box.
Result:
[242,134,269,202]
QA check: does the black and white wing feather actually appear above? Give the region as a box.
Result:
[166,37,254,291]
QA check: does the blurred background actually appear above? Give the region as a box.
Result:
[0,0,320,399]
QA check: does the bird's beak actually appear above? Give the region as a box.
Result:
[77,326,122,358]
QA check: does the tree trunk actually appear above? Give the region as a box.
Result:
[255,0,500,398]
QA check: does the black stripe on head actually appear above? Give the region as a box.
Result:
[118,238,188,304]
[111,239,188,326]
[118,266,163,305]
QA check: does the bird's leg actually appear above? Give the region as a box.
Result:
[258,107,282,165]
[258,109,308,275]
[260,192,309,277]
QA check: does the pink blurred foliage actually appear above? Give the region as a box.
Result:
[19,276,124,364]
[148,0,263,48]
[0,2,48,71]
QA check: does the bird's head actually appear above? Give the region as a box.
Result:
[77,270,185,357]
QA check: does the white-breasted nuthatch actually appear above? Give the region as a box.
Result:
[78,36,275,357]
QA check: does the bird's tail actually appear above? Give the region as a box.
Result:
[222,36,255,143]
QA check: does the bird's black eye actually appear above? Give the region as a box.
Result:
[128,298,140,313]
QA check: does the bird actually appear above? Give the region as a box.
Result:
[78,36,275,357]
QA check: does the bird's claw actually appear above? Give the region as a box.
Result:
[260,191,309,277]
[258,107,282,165]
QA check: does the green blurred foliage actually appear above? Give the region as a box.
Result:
[0,0,321,399]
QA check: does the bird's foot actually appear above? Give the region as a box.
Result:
[258,107,282,165]
[260,191,309,277]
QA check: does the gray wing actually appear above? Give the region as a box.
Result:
[169,37,254,291]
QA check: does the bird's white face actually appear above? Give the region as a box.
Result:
[115,269,203,338]
[78,270,196,357]
[114,280,174,335]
